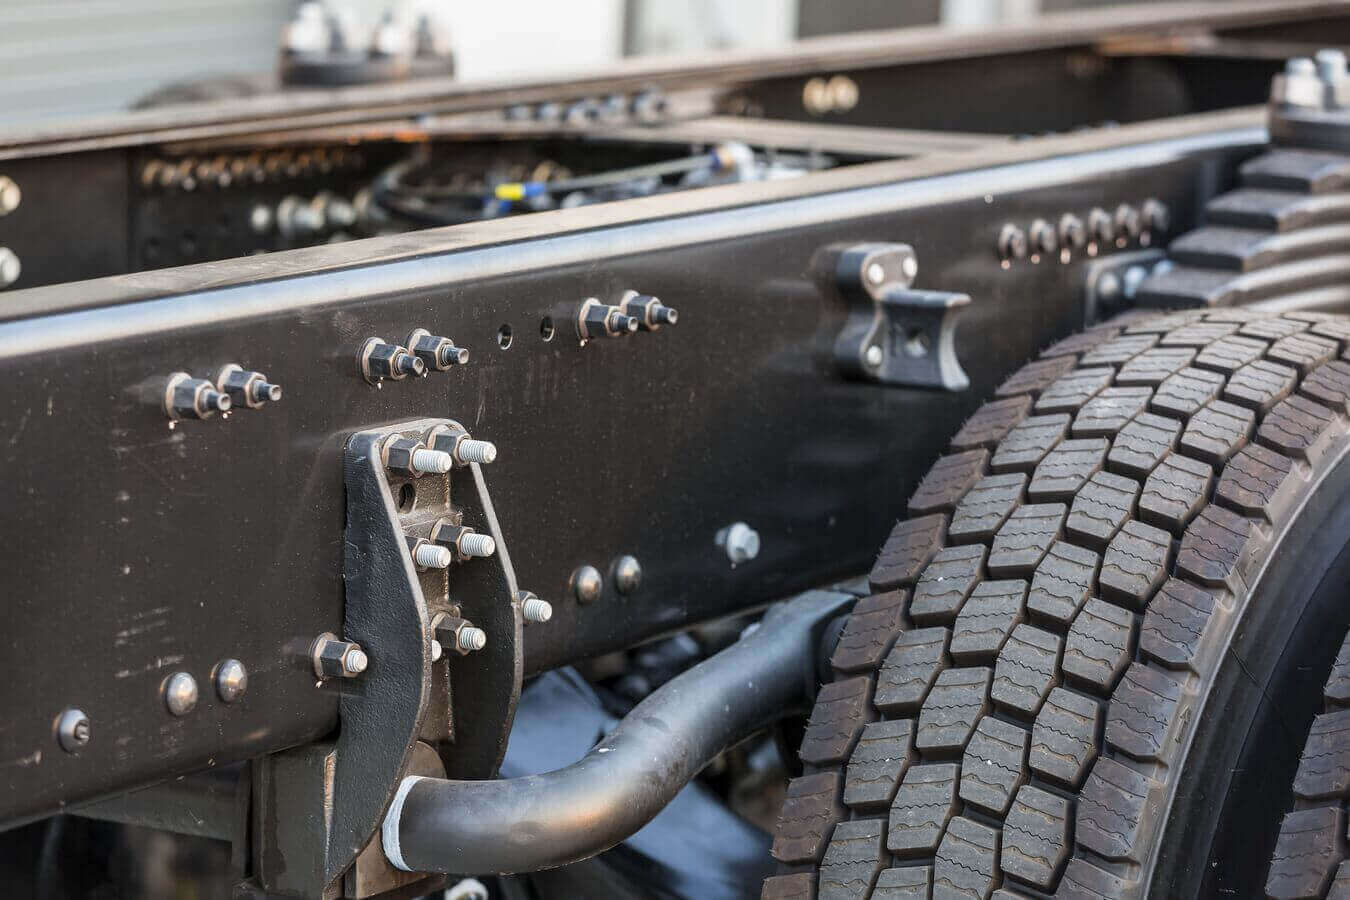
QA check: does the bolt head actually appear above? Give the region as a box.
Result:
[344,648,369,675]
[56,708,91,752]
[612,556,642,595]
[866,262,886,285]
[718,522,761,565]
[571,565,603,604]
[0,247,22,289]
[164,672,199,716]
[214,659,248,703]
[998,224,1027,261]
[863,344,884,368]
[1097,270,1122,301]
[0,177,19,216]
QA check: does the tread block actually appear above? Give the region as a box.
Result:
[762,874,815,900]
[910,449,992,516]
[1268,332,1339,375]
[1139,452,1214,534]
[1031,687,1103,788]
[1064,598,1135,693]
[949,473,1027,543]
[772,771,845,864]
[1149,366,1225,419]
[1292,708,1350,802]
[1105,662,1184,762]
[992,624,1063,716]
[873,866,931,899]
[1258,394,1338,463]
[989,504,1067,575]
[997,356,1079,399]
[952,396,1034,451]
[959,715,1030,816]
[832,590,909,675]
[1029,439,1108,502]
[1223,359,1298,414]
[1099,520,1173,608]
[800,675,874,766]
[951,580,1029,662]
[1059,857,1130,899]
[876,627,951,714]
[1179,399,1255,465]
[1075,756,1156,863]
[1308,316,1350,347]
[990,414,1071,473]
[933,816,1000,900]
[1042,326,1122,360]
[1139,578,1223,671]
[1035,367,1115,414]
[1066,471,1141,548]
[1265,806,1344,900]
[916,666,992,754]
[845,719,916,811]
[1300,358,1350,414]
[1107,412,1181,478]
[1193,334,1269,374]
[1239,148,1350,193]
[871,514,949,590]
[1001,784,1072,891]
[1239,316,1308,341]
[1027,540,1100,625]
[1158,320,1239,347]
[1177,504,1256,588]
[1214,442,1295,521]
[1072,386,1153,438]
[912,545,986,625]
[819,818,887,900]
[1079,332,1159,366]
[1115,347,1197,386]
[1325,631,1350,708]
[1121,311,1205,335]
[887,762,960,857]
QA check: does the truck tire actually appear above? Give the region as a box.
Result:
[1265,628,1350,899]
[763,309,1350,900]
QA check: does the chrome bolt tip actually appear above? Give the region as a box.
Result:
[344,648,369,675]
[866,261,886,285]
[459,627,487,652]
[209,391,232,412]
[431,639,444,662]
[442,345,470,366]
[1288,56,1317,76]
[56,708,91,752]
[522,596,553,623]
[260,382,283,402]
[215,659,248,703]
[411,448,454,475]
[414,542,453,569]
[457,439,498,465]
[901,255,919,280]
[864,345,884,368]
[459,532,496,558]
[164,672,199,716]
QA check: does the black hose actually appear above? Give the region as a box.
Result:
[381,589,854,875]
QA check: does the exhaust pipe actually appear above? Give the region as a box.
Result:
[380,589,853,875]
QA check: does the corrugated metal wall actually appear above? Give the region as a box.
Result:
[0,0,291,124]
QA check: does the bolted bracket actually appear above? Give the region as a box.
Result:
[823,242,971,391]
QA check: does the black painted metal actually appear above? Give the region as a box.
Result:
[0,119,1263,828]
[385,588,854,875]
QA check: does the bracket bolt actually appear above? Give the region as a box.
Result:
[1141,198,1171,235]
[406,328,471,372]
[360,338,425,383]
[56,708,90,752]
[716,522,761,565]
[1317,48,1348,82]
[1088,207,1115,244]
[1029,218,1058,255]
[457,627,487,652]
[431,639,444,662]
[613,555,642,595]
[432,614,487,654]
[997,224,1027,261]
[458,532,496,558]
[164,373,232,420]
[164,672,199,716]
[619,292,680,331]
[1114,203,1141,240]
[571,565,603,604]
[0,176,19,217]
[864,344,884,368]
[520,591,553,623]
[413,540,454,569]
[216,364,282,410]
[410,448,453,474]
[312,633,368,679]
[455,439,498,465]
[214,659,248,703]
[577,298,639,341]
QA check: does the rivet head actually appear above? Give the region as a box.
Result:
[214,659,248,703]
[56,708,91,752]
[571,565,603,604]
[717,522,761,565]
[613,556,642,595]
[164,672,199,716]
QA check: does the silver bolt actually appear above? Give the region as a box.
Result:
[900,255,918,280]
[866,262,886,285]
[521,593,553,624]
[1122,265,1149,299]
[56,708,90,752]
[458,532,496,558]
[1317,48,1347,82]
[455,438,498,465]
[613,555,642,595]
[344,648,369,675]
[164,672,199,716]
[1097,270,1122,302]
[458,627,487,653]
[864,345,884,368]
[0,247,20,289]
[1288,56,1317,76]
[0,176,19,216]
[413,542,453,569]
[717,522,761,565]
[249,203,273,234]
[571,565,603,604]
[410,448,453,474]
[431,639,444,662]
[214,659,248,703]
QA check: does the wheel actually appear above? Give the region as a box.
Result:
[763,309,1350,899]
[1264,628,1350,899]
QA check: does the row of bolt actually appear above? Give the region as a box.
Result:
[55,659,248,752]
[576,292,678,345]
[568,522,760,605]
[139,147,364,193]
[1276,49,1349,111]
[997,200,1169,263]
[504,90,670,127]
[0,175,19,290]
[360,328,469,384]
[164,364,282,421]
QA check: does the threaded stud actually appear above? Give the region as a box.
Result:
[458,532,496,558]
[458,627,487,652]
[455,438,497,465]
[413,542,453,569]
[521,595,553,624]
[410,448,453,474]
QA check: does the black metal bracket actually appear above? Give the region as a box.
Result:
[1081,248,1167,325]
[825,242,971,391]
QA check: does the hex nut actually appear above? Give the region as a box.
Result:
[312,633,368,679]
[164,373,231,420]
[431,613,487,655]
[360,338,424,383]
[384,436,429,477]
[407,328,470,371]
[56,708,90,752]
